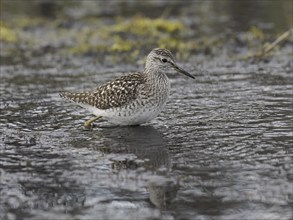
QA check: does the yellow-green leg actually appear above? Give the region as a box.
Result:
[84,116,102,129]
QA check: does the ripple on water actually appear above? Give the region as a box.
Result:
[0,59,292,219]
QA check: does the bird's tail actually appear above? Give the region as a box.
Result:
[59,91,92,104]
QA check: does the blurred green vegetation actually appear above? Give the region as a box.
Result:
[0,21,18,43]
[0,1,292,63]
[70,16,189,55]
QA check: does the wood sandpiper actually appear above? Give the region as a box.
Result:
[60,48,194,128]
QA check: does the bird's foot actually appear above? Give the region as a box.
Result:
[84,116,102,129]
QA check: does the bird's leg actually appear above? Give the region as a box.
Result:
[84,116,102,129]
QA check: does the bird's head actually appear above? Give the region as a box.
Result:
[145,48,194,79]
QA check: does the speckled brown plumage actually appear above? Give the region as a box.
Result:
[60,73,146,110]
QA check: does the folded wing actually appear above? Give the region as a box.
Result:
[60,73,145,110]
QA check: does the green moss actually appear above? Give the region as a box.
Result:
[249,26,264,40]
[154,18,184,33]
[111,16,185,36]
[110,36,134,52]
[71,43,92,54]
[158,37,189,51]
[11,16,45,28]
[0,21,17,43]
[70,16,187,55]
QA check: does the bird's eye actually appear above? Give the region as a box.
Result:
[161,58,167,63]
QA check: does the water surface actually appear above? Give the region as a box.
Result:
[1,52,292,219]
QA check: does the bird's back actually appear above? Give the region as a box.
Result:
[60,72,146,110]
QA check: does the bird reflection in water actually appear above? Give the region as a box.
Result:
[94,125,171,171]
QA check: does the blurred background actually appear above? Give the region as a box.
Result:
[1,0,292,64]
[0,1,292,220]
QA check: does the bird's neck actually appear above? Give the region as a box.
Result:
[144,67,167,81]
[144,68,169,91]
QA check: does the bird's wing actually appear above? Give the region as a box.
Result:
[60,73,146,110]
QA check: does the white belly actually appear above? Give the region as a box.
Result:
[106,105,165,125]
[82,102,166,126]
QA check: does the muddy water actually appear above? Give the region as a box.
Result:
[0,51,292,220]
